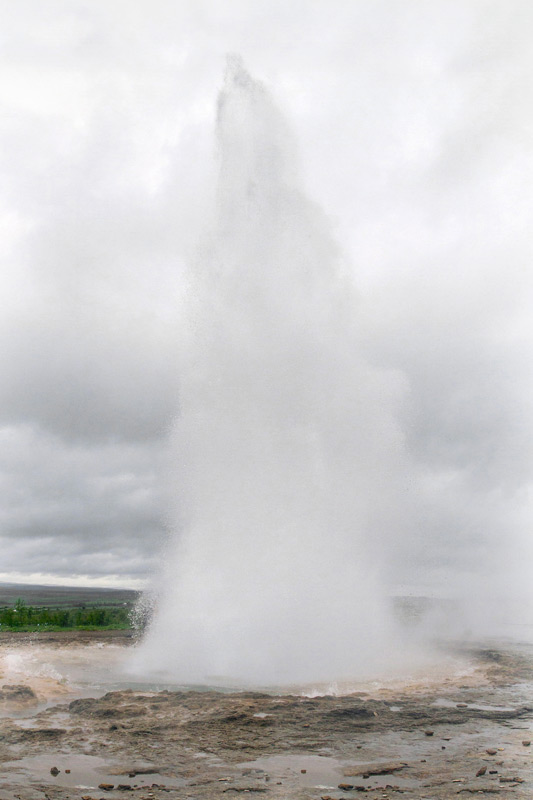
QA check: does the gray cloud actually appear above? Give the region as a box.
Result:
[0,425,170,584]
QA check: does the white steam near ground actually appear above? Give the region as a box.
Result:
[0,0,531,650]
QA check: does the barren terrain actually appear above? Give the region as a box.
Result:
[0,632,532,799]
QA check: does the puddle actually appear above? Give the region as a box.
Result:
[12,711,71,729]
[1,753,186,790]
[239,754,343,788]
[239,754,419,791]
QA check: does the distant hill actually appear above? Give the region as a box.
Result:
[0,582,139,608]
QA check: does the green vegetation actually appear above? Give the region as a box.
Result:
[0,597,132,631]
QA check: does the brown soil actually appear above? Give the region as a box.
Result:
[0,632,531,799]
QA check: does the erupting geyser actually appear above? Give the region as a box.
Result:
[135,57,412,685]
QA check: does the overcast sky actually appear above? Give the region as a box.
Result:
[0,1,532,592]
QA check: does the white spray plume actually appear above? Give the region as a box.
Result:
[133,57,417,686]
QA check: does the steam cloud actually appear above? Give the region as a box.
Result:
[135,57,532,685]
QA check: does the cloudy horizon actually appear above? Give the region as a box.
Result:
[1,1,532,596]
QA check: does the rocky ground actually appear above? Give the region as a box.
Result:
[0,633,532,799]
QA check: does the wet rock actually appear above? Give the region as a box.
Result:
[124,767,168,777]
[0,684,37,701]
[343,762,407,777]
[327,705,375,720]
[6,726,66,745]
[50,766,60,776]
[70,697,99,714]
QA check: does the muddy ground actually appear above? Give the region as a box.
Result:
[0,631,532,799]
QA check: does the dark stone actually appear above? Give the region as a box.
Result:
[343,763,407,778]
[0,684,37,701]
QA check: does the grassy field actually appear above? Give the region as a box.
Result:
[0,582,140,631]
